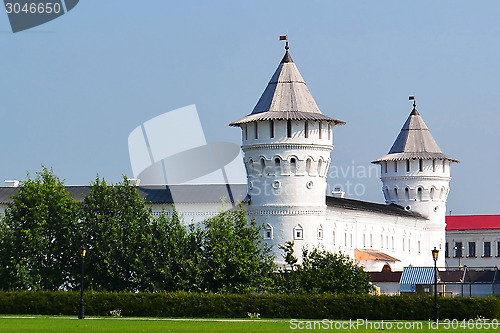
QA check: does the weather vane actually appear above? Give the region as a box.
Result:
[280,35,289,50]
[409,95,416,109]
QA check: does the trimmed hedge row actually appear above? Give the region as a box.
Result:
[0,291,498,320]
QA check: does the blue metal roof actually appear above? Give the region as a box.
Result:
[400,267,437,285]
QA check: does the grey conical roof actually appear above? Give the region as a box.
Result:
[373,107,458,163]
[230,49,345,126]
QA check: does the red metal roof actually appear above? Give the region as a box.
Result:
[446,215,500,231]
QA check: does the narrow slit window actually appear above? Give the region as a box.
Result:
[328,123,331,140]
[254,122,258,139]
[318,122,322,139]
[304,121,309,138]
[244,124,248,140]
[287,119,292,138]
[419,159,423,172]
[394,161,398,172]
[406,160,410,172]
[433,159,436,172]
[270,120,274,138]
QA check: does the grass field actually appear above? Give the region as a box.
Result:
[0,316,498,332]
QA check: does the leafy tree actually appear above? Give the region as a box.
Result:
[80,176,154,291]
[0,167,80,290]
[200,206,275,293]
[276,241,373,295]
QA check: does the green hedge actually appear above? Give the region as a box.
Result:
[0,291,498,320]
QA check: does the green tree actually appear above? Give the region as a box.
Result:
[80,176,155,291]
[200,206,275,293]
[276,241,373,295]
[0,167,80,290]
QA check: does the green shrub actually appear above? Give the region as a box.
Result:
[0,291,498,320]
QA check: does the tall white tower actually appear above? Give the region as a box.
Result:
[230,41,344,264]
[372,99,458,267]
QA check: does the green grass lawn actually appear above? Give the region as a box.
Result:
[0,316,498,332]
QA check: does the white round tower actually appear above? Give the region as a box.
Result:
[230,41,344,265]
[372,99,459,267]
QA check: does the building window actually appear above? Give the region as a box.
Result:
[244,124,248,140]
[419,159,423,172]
[417,187,423,201]
[418,240,421,254]
[264,224,273,240]
[386,236,389,249]
[254,122,258,139]
[381,235,384,249]
[445,242,449,258]
[290,158,297,175]
[443,160,446,172]
[327,123,331,140]
[317,159,323,177]
[383,161,387,173]
[432,159,436,172]
[260,158,265,175]
[363,234,366,248]
[394,161,398,172]
[305,158,312,176]
[408,238,411,252]
[270,120,274,138]
[405,187,410,201]
[454,242,463,257]
[319,122,322,139]
[294,224,303,240]
[275,157,281,175]
[287,119,292,138]
[350,233,353,248]
[497,242,500,257]
[468,242,476,257]
[392,236,395,250]
[332,231,336,246]
[317,225,323,240]
[370,234,373,248]
[406,160,410,172]
[484,242,491,257]
[304,121,309,138]
[402,238,405,252]
[344,233,347,247]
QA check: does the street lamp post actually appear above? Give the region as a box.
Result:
[78,248,87,320]
[432,247,439,323]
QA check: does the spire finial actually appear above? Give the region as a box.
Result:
[409,95,419,115]
[279,35,289,50]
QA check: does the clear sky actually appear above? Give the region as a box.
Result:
[1,1,498,214]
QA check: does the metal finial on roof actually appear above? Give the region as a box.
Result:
[409,95,419,115]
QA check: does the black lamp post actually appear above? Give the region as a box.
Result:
[78,248,87,320]
[432,247,439,323]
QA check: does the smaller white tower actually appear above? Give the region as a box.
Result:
[372,98,459,267]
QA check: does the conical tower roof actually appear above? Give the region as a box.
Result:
[373,104,458,163]
[230,44,345,127]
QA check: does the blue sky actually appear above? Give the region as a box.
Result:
[1,1,498,214]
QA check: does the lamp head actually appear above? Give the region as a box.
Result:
[432,247,439,261]
[81,249,86,258]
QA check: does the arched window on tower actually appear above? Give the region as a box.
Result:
[275,157,281,175]
[394,188,399,201]
[317,225,323,240]
[417,187,423,201]
[264,224,273,240]
[260,158,266,175]
[290,158,297,175]
[317,159,323,177]
[405,187,410,201]
[294,224,303,240]
[249,158,254,176]
[306,158,312,176]
[430,187,435,200]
